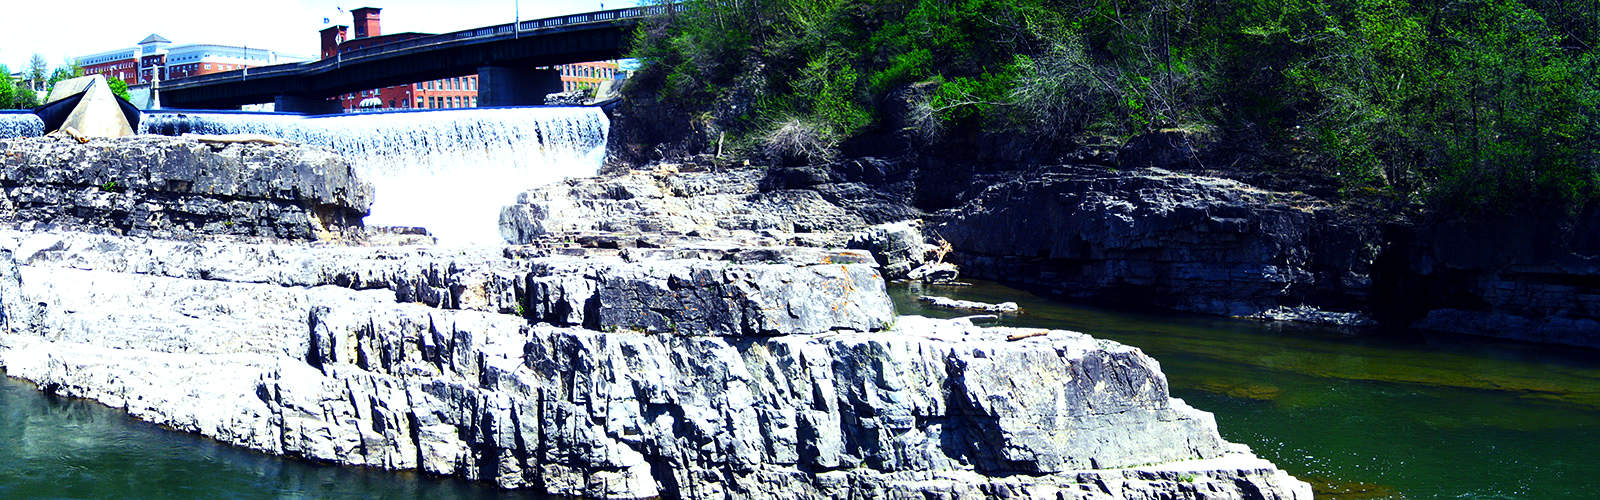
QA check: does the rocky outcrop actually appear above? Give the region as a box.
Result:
[0,230,1310,499]
[0,135,371,240]
[1377,210,1600,347]
[932,166,1380,320]
[918,296,1020,313]
[499,161,919,246]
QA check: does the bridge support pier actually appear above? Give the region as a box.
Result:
[273,95,342,115]
[477,66,561,107]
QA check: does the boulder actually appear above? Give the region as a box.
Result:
[847,219,938,280]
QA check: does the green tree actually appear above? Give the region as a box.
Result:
[25,54,48,92]
[106,76,131,102]
[0,64,16,109]
[48,60,82,86]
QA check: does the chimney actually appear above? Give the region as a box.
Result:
[320,25,348,59]
[352,7,382,39]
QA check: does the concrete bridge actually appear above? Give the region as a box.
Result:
[160,5,667,112]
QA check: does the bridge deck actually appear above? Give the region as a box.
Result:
[162,5,666,109]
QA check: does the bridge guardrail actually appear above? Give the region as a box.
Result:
[164,4,669,91]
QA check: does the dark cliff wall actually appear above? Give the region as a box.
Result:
[1375,209,1600,346]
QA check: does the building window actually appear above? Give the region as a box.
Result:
[469,97,476,107]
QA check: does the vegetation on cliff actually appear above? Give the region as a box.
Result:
[628,0,1598,212]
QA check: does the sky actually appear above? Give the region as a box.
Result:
[0,0,641,71]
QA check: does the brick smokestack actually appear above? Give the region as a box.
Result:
[352,7,381,39]
[319,25,347,59]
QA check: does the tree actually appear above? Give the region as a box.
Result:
[0,64,15,109]
[25,54,47,92]
[106,76,131,102]
[48,59,82,86]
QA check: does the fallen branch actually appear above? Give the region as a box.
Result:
[1006,330,1049,342]
[49,126,91,144]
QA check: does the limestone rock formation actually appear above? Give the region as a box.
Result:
[932,166,1380,320]
[499,162,918,246]
[0,230,1311,499]
[1382,209,1600,347]
[0,135,371,240]
[846,219,940,280]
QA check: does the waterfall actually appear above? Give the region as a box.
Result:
[140,107,608,245]
[0,112,44,138]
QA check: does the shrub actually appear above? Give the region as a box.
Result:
[763,118,837,164]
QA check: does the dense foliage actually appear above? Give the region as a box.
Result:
[630,0,1599,211]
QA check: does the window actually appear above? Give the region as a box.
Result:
[204,63,211,70]
[417,98,424,108]
[469,97,475,107]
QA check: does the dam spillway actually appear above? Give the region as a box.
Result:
[139,107,608,244]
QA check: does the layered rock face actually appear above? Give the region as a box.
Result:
[1380,210,1600,347]
[932,166,1380,320]
[500,161,918,246]
[0,230,1309,499]
[0,136,371,240]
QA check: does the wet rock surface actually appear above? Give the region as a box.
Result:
[918,295,1020,313]
[0,229,1309,499]
[0,136,372,240]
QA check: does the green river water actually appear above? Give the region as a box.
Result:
[3,279,1597,498]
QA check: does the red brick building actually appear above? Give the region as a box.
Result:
[78,34,305,85]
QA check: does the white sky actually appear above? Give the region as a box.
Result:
[0,0,640,71]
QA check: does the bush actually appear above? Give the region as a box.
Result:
[763,118,837,164]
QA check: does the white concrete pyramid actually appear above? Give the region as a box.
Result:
[43,75,135,138]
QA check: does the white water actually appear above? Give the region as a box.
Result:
[139,108,607,245]
[0,113,44,138]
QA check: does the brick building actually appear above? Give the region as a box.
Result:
[77,34,306,85]
[324,7,619,112]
